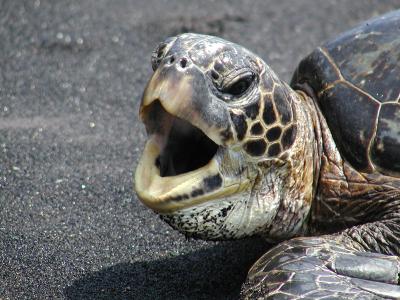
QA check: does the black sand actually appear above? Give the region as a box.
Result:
[1,1,398,299]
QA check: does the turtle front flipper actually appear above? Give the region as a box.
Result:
[241,232,400,299]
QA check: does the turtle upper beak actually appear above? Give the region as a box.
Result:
[140,56,227,146]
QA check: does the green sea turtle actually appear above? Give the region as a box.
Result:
[135,10,400,299]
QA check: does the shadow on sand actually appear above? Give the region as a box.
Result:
[64,237,271,300]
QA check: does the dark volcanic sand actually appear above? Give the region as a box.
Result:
[1,1,398,299]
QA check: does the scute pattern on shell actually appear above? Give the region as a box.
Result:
[291,10,400,176]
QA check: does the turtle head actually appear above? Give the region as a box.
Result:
[135,34,313,240]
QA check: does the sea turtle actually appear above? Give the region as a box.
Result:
[135,10,400,299]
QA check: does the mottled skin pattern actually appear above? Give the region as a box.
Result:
[135,10,400,299]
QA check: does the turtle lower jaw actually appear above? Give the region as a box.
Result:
[135,136,251,214]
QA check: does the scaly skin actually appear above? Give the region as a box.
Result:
[241,89,400,299]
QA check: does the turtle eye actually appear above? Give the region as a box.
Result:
[223,73,255,96]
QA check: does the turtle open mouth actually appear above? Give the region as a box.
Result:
[135,72,252,213]
[143,100,219,177]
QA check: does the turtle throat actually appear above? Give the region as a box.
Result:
[144,100,219,177]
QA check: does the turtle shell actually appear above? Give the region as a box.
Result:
[291,10,400,176]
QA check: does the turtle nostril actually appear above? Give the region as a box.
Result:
[180,58,188,68]
[169,56,175,64]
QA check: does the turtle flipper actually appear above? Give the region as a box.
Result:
[240,237,400,299]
